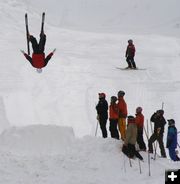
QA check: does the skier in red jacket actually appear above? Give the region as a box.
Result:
[21,32,56,73]
[125,39,136,69]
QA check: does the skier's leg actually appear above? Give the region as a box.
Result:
[29,35,39,54]
[110,119,119,139]
[148,133,156,153]
[131,57,136,69]
[138,129,146,150]
[118,118,126,141]
[128,144,135,158]
[38,34,46,53]
[114,119,120,139]
[169,148,177,161]
[99,119,107,138]
[157,135,166,157]
[126,57,132,68]
[109,120,114,138]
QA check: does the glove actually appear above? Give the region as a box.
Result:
[20,50,25,54]
[52,48,56,54]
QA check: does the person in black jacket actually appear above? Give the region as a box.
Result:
[148,110,166,157]
[96,93,108,138]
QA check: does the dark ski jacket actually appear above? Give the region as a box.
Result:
[150,112,166,135]
[166,126,177,149]
[96,98,108,120]
[126,43,135,58]
[24,52,53,68]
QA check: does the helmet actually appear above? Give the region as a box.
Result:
[136,107,142,113]
[156,109,164,115]
[127,115,135,124]
[111,96,117,103]
[117,90,125,97]
[99,93,106,98]
[128,39,133,44]
[36,68,42,73]
[168,119,175,126]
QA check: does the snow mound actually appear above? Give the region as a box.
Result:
[0,125,75,155]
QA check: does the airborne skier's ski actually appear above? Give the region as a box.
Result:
[25,13,30,55]
[41,12,45,34]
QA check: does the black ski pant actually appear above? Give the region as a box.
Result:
[148,133,166,157]
[126,56,136,68]
[137,129,146,150]
[122,144,143,160]
[30,34,46,54]
[109,119,119,140]
[99,118,107,138]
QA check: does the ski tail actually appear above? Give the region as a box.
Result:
[41,12,45,34]
[25,13,30,55]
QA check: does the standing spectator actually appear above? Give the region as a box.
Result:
[166,119,179,161]
[135,107,146,151]
[109,96,119,139]
[96,93,108,138]
[125,39,136,69]
[117,90,127,141]
[122,116,143,160]
[148,110,166,158]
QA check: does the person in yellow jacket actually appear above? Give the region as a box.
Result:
[117,90,128,141]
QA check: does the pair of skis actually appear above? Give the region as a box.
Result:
[25,12,45,55]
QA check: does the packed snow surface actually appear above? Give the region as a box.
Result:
[0,0,180,183]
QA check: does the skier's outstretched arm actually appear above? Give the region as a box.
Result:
[44,49,56,66]
[20,50,32,65]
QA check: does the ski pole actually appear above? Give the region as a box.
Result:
[161,102,164,110]
[123,152,126,173]
[138,159,142,174]
[129,158,132,167]
[95,120,99,136]
[149,120,158,160]
[153,141,158,160]
[143,125,148,140]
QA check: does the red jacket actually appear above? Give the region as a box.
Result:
[24,52,53,68]
[135,113,144,129]
[126,43,135,57]
[32,53,45,68]
[117,97,127,118]
[109,103,119,119]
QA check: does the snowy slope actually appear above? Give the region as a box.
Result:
[0,125,179,184]
[0,0,180,183]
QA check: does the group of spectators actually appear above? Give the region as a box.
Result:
[96,91,179,161]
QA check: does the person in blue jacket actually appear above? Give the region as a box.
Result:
[166,119,179,161]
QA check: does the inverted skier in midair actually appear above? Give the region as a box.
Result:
[21,12,56,73]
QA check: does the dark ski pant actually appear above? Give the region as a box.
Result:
[30,34,46,54]
[137,128,146,150]
[99,118,107,138]
[168,147,177,161]
[109,119,119,140]
[126,56,136,68]
[122,144,143,160]
[148,133,166,157]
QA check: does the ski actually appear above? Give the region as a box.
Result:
[116,67,146,71]
[41,12,45,34]
[25,13,30,55]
